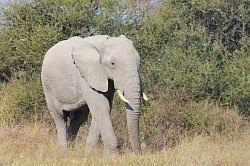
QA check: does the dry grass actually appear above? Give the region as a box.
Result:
[0,123,250,166]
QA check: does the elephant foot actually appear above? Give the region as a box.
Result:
[56,145,68,153]
[85,145,120,155]
[85,140,99,153]
[84,146,96,153]
[105,143,121,155]
[105,148,120,155]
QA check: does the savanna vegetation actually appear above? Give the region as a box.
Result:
[0,0,250,165]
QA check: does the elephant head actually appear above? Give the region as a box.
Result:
[71,35,147,153]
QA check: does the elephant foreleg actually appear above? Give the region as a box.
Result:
[85,91,115,152]
[85,118,100,151]
[86,98,118,154]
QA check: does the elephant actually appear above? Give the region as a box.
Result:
[41,35,148,155]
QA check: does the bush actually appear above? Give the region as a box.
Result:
[139,95,248,151]
[223,37,250,115]
[0,74,46,124]
[0,0,142,81]
[110,93,248,151]
[133,0,250,114]
[2,0,249,112]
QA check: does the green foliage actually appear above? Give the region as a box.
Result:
[132,0,250,114]
[222,37,250,115]
[0,74,46,123]
[138,97,247,151]
[0,0,140,80]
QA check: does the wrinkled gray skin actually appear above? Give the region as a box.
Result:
[41,35,143,154]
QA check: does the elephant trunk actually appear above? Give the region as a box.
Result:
[123,76,142,154]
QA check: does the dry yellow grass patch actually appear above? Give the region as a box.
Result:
[165,135,250,166]
[0,123,249,166]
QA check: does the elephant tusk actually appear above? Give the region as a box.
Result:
[142,92,149,101]
[117,90,129,104]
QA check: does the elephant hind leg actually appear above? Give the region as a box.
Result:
[66,105,90,143]
[44,90,67,148]
[50,111,67,148]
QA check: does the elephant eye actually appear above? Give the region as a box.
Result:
[110,61,116,69]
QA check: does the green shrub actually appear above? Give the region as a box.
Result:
[0,0,142,80]
[0,74,46,124]
[133,0,250,114]
[223,37,250,115]
[137,96,248,151]
[2,0,249,112]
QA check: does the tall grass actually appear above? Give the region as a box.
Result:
[0,78,249,152]
[0,122,250,166]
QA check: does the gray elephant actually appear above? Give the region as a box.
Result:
[41,35,148,154]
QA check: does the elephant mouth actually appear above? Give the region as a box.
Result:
[116,89,148,104]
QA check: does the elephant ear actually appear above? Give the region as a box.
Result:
[71,43,108,92]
